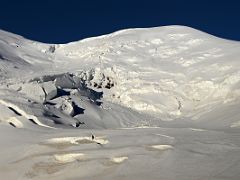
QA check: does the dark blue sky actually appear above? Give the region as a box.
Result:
[1,0,240,43]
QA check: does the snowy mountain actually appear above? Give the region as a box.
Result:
[0,26,240,180]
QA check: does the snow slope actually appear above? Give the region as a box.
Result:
[0,26,240,179]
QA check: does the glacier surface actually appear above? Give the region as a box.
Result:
[0,26,240,179]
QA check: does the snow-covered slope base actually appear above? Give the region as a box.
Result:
[0,26,240,179]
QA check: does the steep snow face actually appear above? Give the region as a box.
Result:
[0,26,240,128]
[57,26,240,122]
[57,26,240,121]
[0,30,56,80]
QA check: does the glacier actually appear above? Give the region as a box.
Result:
[0,26,240,179]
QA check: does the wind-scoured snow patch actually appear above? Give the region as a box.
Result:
[120,126,161,130]
[230,121,240,128]
[45,136,109,147]
[190,128,207,132]
[110,156,128,164]
[53,153,85,163]
[155,134,175,140]
[150,145,174,151]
